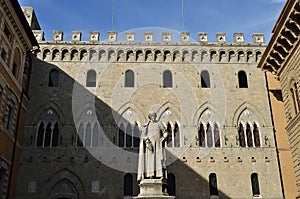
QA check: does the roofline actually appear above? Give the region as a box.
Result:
[10,0,39,47]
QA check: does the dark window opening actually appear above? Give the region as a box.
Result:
[119,124,125,147]
[44,123,52,147]
[37,122,44,147]
[206,123,213,147]
[199,123,205,147]
[52,122,59,147]
[209,173,218,196]
[167,123,172,147]
[86,70,96,87]
[214,123,220,147]
[124,174,133,196]
[167,173,176,196]
[125,70,134,87]
[163,70,173,88]
[238,123,246,147]
[238,71,248,88]
[246,123,253,147]
[174,123,180,147]
[77,123,84,147]
[126,124,132,148]
[201,70,210,88]
[48,69,59,87]
[251,173,260,196]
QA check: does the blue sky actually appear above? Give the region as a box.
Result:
[18,0,286,43]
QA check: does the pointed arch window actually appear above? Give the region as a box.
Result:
[163,70,173,88]
[76,123,84,147]
[238,71,248,88]
[199,122,220,148]
[48,69,59,87]
[125,70,134,87]
[126,124,132,147]
[118,124,125,147]
[209,173,218,196]
[167,173,176,196]
[166,123,172,147]
[92,123,99,147]
[85,123,92,147]
[44,123,52,147]
[199,123,205,147]
[214,123,220,147]
[133,123,140,147]
[246,123,253,147]
[290,82,300,114]
[251,173,260,197]
[238,123,246,147]
[200,70,210,88]
[238,122,261,148]
[86,70,96,87]
[36,122,44,147]
[52,123,59,147]
[174,123,180,147]
[253,123,260,147]
[124,173,133,196]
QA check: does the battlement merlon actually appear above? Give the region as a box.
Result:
[21,6,41,30]
[32,30,265,45]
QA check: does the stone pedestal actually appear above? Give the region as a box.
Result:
[133,179,175,199]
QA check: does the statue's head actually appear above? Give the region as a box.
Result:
[148,111,157,121]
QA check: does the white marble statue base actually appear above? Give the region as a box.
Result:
[133,179,175,199]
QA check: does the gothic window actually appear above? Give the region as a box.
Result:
[76,123,84,147]
[48,69,59,87]
[133,123,140,148]
[119,124,125,147]
[167,173,176,196]
[44,123,52,147]
[36,122,44,147]
[238,71,248,88]
[290,82,300,114]
[52,122,59,147]
[238,123,246,147]
[209,173,218,196]
[92,123,99,147]
[246,123,253,147]
[126,124,132,148]
[6,105,14,131]
[125,70,134,87]
[206,123,213,147]
[253,123,260,147]
[86,70,96,87]
[13,48,21,78]
[199,123,205,147]
[214,123,220,147]
[251,173,260,196]
[166,123,172,147]
[200,70,210,88]
[85,123,92,147]
[174,123,180,147]
[199,122,220,148]
[124,173,133,196]
[163,70,173,88]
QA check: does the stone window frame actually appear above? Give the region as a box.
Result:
[165,121,181,148]
[198,122,221,148]
[237,70,248,88]
[209,173,219,196]
[124,69,135,88]
[237,121,261,148]
[200,70,211,88]
[118,122,140,148]
[124,173,133,196]
[289,79,300,116]
[86,69,97,87]
[162,70,173,88]
[251,173,261,197]
[76,121,100,148]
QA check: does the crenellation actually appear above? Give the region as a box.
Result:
[252,33,265,44]
[71,31,81,42]
[53,30,63,41]
[90,31,99,42]
[42,31,266,45]
[198,32,208,43]
[234,33,245,44]
[33,30,44,41]
[216,32,226,44]
[162,32,172,43]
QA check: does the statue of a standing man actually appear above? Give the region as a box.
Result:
[137,112,168,181]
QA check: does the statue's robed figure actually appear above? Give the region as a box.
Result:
[137,112,168,180]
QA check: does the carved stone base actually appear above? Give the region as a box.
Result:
[133,179,175,199]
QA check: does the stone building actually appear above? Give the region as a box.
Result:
[13,11,287,197]
[259,0,300,198]
[0,0,38,198]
